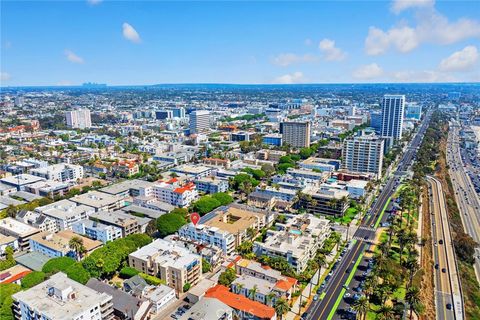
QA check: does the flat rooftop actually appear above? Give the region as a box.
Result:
[0,174,45,186]
[0,217,39,237]
[71,190,122,209]
[100,179,154,195]
[12,272,111,319]
[202,205,264,234]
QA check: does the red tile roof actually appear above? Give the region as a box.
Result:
[205,285,276,319]
[0,270,31,284]
[274,276,297,291]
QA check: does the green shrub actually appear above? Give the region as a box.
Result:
[42,257,75,274]
[65,263,91,284]
[212,192,234,206]
[139,273,165,286]
[21,271,46,289]
[156,213,187,237]
[119,267,140,279]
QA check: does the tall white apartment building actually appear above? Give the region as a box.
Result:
[30,163,84,182]
[147,180,198,208]
[381,95,405,145]
[128,239,202,293]
[65,109,92,129]
[281,121,311,148]
[35,199,95,231]
[178,224,236,255]
[189,110,210,134]
[12,272,114,320]
[342,135,384,178]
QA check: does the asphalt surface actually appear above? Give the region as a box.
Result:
[305,110,433,320]
[427,176,460,320]
[446,123,480,284]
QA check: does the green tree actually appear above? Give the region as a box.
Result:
[192,196,221,215]
[21,271,46,289]
[211,192,234,206]
[352,296,369,320]
[65,263,91,284]
[0,247,16,271]
[274,298,290,320]
[156,213,187,237]
[218,268,237,286]
[42,256,76,274]
[119,266,140,279]
[183,282,191,292]
[69,236,87,261]
[0,283,21,320]
[406,286,422,320]
[202,259,212,273]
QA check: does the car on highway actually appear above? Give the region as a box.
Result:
[439,239,444,245]
[442,268,447,273]
[446,303,452,310]
[435,263,439,269]
[300,312,309,319]
[313,294,319,301]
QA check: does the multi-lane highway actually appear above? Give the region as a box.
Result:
[446,122,480,282]
[427,176,463,320]
[305,109,432,320]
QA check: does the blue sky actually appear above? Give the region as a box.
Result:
[1,0,479,86]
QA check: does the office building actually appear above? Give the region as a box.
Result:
[262,133,283,147]
[12,272,114,320]
[370,111,383,134]
[280,121,311,148]
[156,110,173,120]
[171,107,186,118]
[65,109,92,129]
[189,110,210,134]
[299,186,350,217]
[342,135,384,178]
[128,239,202,293]
[381,95,405,144]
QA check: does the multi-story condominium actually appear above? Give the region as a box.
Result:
[381,94,405,145]
[254,185,297,202]
[300,186,350,217]
[30,163,84,182]
[16,210,58,233]
[100,179,154,198]
[195,177,229,194]
[0,174,46,191]
[189,110,210,134]
[286,168,329,184]
[331,119,355,131]
[230,131,253,142]
[253,214,331,273]
[171,164,212,179]
[280,121,311,148]
[0,234,19,256]
[342,134,385,178]
[156,110,173,120]
[205,285,277,320]
[0,218,40,251]
[184,204,275,251]
[370,111,383,134]
[35,199,95,231]
[12,272,114,320]
[89,211,140,237]
[72,219,123,243]
[111,161,139,177]
[29,230,102,259]
[70,191,124,212]
[24,180,70,198]
[178,223,236,255]
[170,107,186,119]
[150,180,198,208]
[298,157,339,172]
[129,239,202,293]
[231,259,298,306]
[65,108,92,129]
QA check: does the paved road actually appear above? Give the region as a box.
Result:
[427,176,463,320]
[446,122,480,283]
[305,110,432,320]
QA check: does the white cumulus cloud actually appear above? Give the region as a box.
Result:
[272,72,306,84]
[272,53,317,67]
[352,63,384,80]
[1,72,11,82]
[122,22,141,43]
[365,6,480,55]
[318,39,347,61]
[439,46,479,72]
[391,0,434,14]
[64,50,84,64]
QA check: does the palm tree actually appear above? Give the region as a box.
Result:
[274,298,290,320]
[363,276,376,301]
[405,257,419,288]
[406,286,421,320]
[266,292,277,306]
[235,283,244,295]
[249,285,258,301]
[377,304,395,320]
[69,236,86,261]
[352,296,369,320]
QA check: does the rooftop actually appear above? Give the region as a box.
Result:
[0,174,45,186]
[0,217,39,237]
[100,179,154,195]
[12,273,111,319]
[201,205,265,235]
[179,297,232,320]
[71,190,122,209]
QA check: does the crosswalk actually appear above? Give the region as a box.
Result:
[357,226,376,233]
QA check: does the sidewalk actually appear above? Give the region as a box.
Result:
[285,248,339,320]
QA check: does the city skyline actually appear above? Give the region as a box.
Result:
[1,0,480,86]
